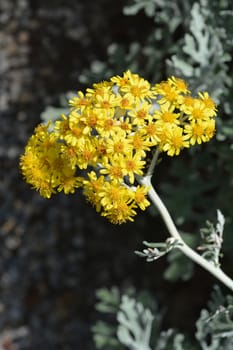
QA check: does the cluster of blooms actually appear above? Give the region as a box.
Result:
[20,70,217,224]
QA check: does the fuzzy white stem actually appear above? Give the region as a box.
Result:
[140,176,233,291]
[146,147,160,178]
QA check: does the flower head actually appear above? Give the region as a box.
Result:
[20,71,217,223]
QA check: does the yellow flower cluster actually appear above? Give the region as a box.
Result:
[20,70,217,224]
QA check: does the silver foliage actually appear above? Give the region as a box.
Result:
[135,238,182,262]
[198,210,225,267]
[117,295,154,350]
[167,1,233,103]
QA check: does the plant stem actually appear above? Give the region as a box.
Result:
[139,176,233,292]
[146,147,160,178]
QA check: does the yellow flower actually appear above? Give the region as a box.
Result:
[57,174,82,195]
[198,92,217,116]
[69,91,90,111]
[20,150,54,198]
[162,126,189,156]
[55,114,70,138]
[178,95,196,114]
[102,200,137,224]
[105,130,132,155]
[153,81,181,105]
[118,95,135,111]
[86,81,113,99]
[186,99,212,121]
[75,138,98,169]
[118,116,133,133]
[111,71,131,88]
[128,131,151,157]
[20,126,65,198]
[120,71,153,101]
[64,125,86,147]
[133,185,150,210]
[95,92,120,110]
[63,111,86,147]
[168,76,190,94]
[82,172,105,212]
[100,158,126,182]
[128,101,152,126]
[184,118,216,145]
[80,108,101,135]
[95,109,117,137]
[141,115,160,145]
[204,118,216,141]
[60,145,78,169]
[184,120,207,145]
[153,102,180,126]
[98,180,132,210]
[118,151,146,184]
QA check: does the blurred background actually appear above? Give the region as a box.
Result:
[1,0,233,349]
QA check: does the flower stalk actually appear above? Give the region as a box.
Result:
[139,175,233,292]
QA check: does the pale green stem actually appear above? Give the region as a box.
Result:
[139,175,233,292]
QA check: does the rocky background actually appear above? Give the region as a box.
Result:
[0,1,219,349]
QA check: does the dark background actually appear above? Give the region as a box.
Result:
[0,0,229,349]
